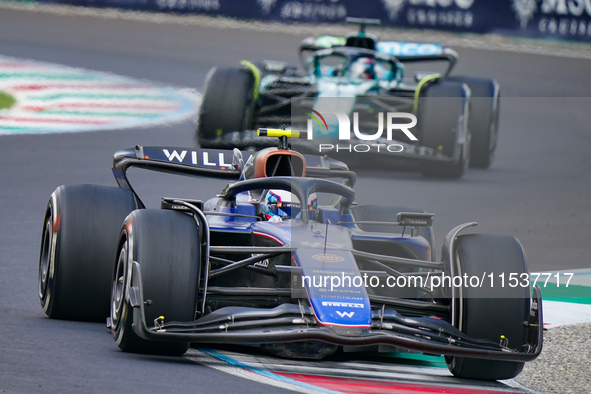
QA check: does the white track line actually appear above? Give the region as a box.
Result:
[186,349,335,394]
[202,349,536,393]
[534,269,591,328]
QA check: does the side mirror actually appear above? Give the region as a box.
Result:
[232,148,244,172]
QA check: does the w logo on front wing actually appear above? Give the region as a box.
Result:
[336,311,355,318]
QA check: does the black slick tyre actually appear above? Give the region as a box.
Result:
[196,67,255,149]
[38,185,137,322]
[446,234,530,380]
[417,81,470,179]
[448,76,500,169]
[111,209,200,356]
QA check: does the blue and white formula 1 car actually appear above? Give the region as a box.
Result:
[39,130,541,381]
[196,18,500,178]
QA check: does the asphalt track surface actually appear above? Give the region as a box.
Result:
[1,7,591,393]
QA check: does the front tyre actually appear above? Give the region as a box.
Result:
[446,234,530,380]
[38,185,137,322]
[417,81,471,179]
[111,209,200,356]
[448,76,500,169]
[196,67,255,149]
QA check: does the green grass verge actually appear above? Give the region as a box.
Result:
[0,91,17,110]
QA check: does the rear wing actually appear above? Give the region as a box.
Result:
[376,42,458,77]
[112,146,240,182]
[111,145,356,207]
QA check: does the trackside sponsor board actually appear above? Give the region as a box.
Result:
[31,0,591,42]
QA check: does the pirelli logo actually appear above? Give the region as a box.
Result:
[321,302,365,308]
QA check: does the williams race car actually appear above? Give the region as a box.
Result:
[38,130,541,381]
[196,18,500,178]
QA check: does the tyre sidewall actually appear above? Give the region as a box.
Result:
[447,234,529,380]
[448,76,500,168]
[418,81,470,179]
[112,209,200,356]
[197,67,255,148]
[39,185,137,322]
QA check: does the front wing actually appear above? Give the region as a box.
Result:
[126,261,543,362]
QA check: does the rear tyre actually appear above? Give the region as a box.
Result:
[38,185,137,322]
[111,209,200,356]
[418,81,470,179]
[196,67,255,149]
[446,234,530,380]
[448,76,500,169]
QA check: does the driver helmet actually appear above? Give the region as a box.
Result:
[350,57,376,80]
[264,190,319,221]
[264,190,301,221]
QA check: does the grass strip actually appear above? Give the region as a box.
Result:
[0,91,16,110]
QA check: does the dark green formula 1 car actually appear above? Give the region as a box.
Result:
[196,18,500,178]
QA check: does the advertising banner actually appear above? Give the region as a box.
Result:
[35,0,591,42]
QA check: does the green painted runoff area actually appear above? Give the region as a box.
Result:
[381,352,447,368]
[539,283,591,305]
[0,91,16,110]
[354,351,447,368]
